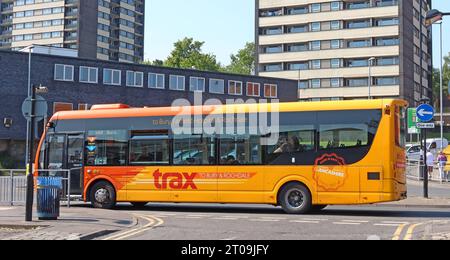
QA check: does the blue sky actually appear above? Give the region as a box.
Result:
[145,0,450,67]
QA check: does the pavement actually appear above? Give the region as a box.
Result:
[0,204,136,240]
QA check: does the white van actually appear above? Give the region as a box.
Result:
[406,138,448,161]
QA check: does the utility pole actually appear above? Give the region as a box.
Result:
[25,85,36,222]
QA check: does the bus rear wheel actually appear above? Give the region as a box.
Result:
[90,181,116,209]
[279,183,312,214]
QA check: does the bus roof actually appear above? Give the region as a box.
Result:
[50,99,407,121]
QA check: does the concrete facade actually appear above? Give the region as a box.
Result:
[255,0,433,106]
[0,0,145,63]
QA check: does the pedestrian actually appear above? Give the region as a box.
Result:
[437,151,448,183]
[426,151,435,180]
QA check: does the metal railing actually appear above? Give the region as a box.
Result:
[406,159,450,183]
[0,169,27,206]
[0,168,82,207]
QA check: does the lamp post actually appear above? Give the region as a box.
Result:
[426,9,449,153]
[25,85,48,222]
[368,57,376,99]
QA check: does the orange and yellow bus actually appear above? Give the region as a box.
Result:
[36,99,407,214]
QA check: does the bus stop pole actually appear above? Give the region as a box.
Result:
[423,128,429,198]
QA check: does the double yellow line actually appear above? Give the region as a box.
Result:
[392,222,426,240]
[103,214,164,240]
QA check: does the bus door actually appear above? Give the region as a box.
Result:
[45,133,84,195]
[217,136,264,203]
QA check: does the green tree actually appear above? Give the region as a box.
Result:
[141,59,164,66]
[164,37,222,71]
[432,53,450,109]
[225,42,256,75]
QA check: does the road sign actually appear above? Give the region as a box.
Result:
[416,122,435,129]
[21,95,48,121]
[416,104,435,122]
[407,108,419,134]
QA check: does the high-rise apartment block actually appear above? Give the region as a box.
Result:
[0,0,144,63]
[256,0,433,106]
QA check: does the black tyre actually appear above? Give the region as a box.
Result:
[90,181,116,209]
[130,202,148,208]
[279,183,312,214]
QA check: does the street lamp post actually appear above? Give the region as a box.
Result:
[426,10,449,153]
[368,57,376,99]
[25,85,48,222]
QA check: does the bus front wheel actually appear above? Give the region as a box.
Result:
[90,181,116,209]
[279,183,312,214]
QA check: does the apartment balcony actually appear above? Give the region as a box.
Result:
[259,26,399,45]
[259,65,399,81]
[259,46,400,64]
[259,5,398,27]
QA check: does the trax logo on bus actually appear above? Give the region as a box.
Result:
[153,169,198,190]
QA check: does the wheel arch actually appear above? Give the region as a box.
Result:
[84,176,117,202]
[273,176,316,205]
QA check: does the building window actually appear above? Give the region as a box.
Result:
[126,71,144,87]
[264,84,277,98]
[149,73,165,89]
[311,79,321,88]
[228,81,243,95]
[331,59,340,68]
[311,3,321,13]
[190,77,205,92]
[331,2,341,11]
[209,79,225,94]
[53,102,73,114]
[54,64,74,81]
[312,60,321,69]
[331,21,340,30]
[331,40,341,49]
[78,104,89,110]
[311,41,321,50]
[79,66,98,84]
[311,22,321,32]
[246,82,260,97]
[169,75,185,91]
[103,69,121,86]
[375,77,399,86]
[331,78,340,87]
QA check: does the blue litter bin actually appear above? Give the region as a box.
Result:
[37,177,62,221]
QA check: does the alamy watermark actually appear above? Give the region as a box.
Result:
[170,92,280,146]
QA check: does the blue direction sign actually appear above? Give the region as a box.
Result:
[416,104,435,122]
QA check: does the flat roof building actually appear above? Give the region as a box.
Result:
[0,0,145,63]
[0,49,298,167]
[255,0,433,106]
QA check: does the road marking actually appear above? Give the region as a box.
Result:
[341,220,370,223]
[289,220,320,224]
[250,219,280,222]
[333,222,361,225]
[404,223,425,240]
[187,214,212,218]
[300,218,328,221]
[102,214,164,240]
[374,223,403,227]
[211,217,239,220]
[382,221,410,224]
[261,217,287,220]
[392,224,408,240]
[0,208,13,211]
